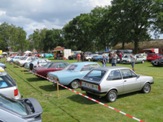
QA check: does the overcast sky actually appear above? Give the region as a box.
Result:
[0,0,111,36]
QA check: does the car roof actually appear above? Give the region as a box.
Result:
[0,67,4,72]
[93,66,130,71]
[71,61,98,65]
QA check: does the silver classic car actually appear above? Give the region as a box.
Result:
[80,66,154,102]
[0,94,43,122]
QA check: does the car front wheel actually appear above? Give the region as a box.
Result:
[70,80,79,89]
[153,61,158,66]
[142,83,151,93]
[106,90,117,102]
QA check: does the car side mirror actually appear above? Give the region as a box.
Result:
[137,75,140,78]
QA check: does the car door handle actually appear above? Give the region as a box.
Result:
[124,80,127,82]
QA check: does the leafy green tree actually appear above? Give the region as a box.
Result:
[29,29,47,52]
[0,23,12,51]
[12,27,27,52]
[92,6,114,51]
[63,7,109,52]
[0,22,27,52]
[43,29,63,52]
[63,13,94,52]
[152,0,163,37]
[109,0,163,53]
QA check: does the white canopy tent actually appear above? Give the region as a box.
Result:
[24,50,32,54]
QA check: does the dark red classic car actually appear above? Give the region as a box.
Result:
[33,62,69,78]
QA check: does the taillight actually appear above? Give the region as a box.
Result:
[98,85,101,91]
[14,89,19,96]
[79,81,82,86]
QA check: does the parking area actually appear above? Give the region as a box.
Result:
[4,61,163,122]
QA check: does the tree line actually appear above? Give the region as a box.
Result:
[0,0,162,53]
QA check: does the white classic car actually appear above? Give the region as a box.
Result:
[122,54,145,63]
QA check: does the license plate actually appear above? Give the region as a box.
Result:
[83,82,92,88]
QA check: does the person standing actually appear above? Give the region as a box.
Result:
[36,61,41,67]
[102,55,107,67]
[111,53,117,66]
[130,54,136,71]
[77,53,81,62]
[119,52,122,63]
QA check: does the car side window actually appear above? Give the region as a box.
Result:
[121,69,137,79]
[81,64,98,71]
[59,63,67,68]
[107,70,122,80]
[67,64,77,70]
[0,79,8,88]
[81,65,91,71]
[50,64,56,68]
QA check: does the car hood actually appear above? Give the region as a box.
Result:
[138,75,154,82]
[48,70,77,77]
[35,67,47,71]
[0,63,5,66]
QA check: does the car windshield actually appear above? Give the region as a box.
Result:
[66,64,77,71]
[21,56,27,60]
[83,69,106,82]
[42,62,52,68]
[0,95,28,115]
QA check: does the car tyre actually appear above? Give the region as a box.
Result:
[29,63,33,70]
[142,83,151,93]
[86,91,92,96]
[70,80,79,89]
[106,90,117,102]
[152,61,158,66]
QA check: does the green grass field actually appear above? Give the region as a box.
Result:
[4,60,163,122]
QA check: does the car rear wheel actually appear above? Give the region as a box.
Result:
[70,80,79,89]
[142,83,151,93]
[86,91,92,96]
[106,90,117,102]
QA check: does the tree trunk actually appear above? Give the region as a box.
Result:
[133,39,139,54]
[121,41,125,49]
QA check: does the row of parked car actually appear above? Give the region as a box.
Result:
[85,52,163,66]
[7,55,154,102]
[84,53,146,63]
[0,66,43,122]
[28,60,154,102]
[0,54,156,121]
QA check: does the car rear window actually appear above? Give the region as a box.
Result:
[0,95,28,115]
[0,74,16,88]
[84,70,106,82]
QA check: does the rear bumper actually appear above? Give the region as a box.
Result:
[81,87,107,97]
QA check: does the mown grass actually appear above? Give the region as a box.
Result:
[3,60,163,122]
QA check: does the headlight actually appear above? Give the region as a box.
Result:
[47,75,53,80]
[47,75,58,82]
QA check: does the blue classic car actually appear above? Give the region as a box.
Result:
[0,62,6,69]
[92,54,109,62]
[47,62,100,89]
